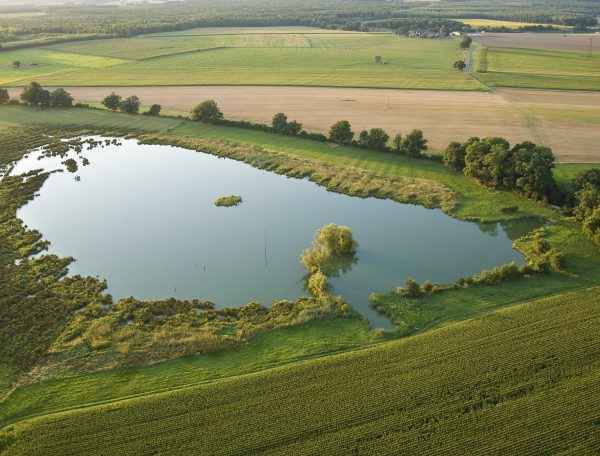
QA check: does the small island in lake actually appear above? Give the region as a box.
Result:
[215,195,243,207]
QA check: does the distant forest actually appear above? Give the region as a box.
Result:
[0,0,599,48]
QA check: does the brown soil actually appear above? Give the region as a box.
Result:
[473,33,600,53]
[10,85,600,162]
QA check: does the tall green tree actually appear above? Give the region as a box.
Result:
[102,92,122,111]
[49,88,73,108]
[402,129,428,158]
[272,112,288,132]
[328,120,354,145]
[145,104,162,116]
[443,141,466,172]
[119,95,140,114]
[191,100,223,122]
[20,82,50,108]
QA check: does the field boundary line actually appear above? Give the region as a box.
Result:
[139,46,229,61]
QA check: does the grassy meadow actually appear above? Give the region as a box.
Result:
[475,46,600,91]
[0,28,482,90]
[3,286,599,455]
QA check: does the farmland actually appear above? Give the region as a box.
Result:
[2,286,599,455]
[476,46,600,91]
[458,18,570,29]
[1,2,600,452]
[15,85,600,162]
[0,28,482,90]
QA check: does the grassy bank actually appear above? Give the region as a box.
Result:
[3,286,598,455]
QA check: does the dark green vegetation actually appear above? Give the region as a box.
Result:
[0,0,598,49]
[1,105,600,454]
[2,286,599,455]
[214,194,242,207]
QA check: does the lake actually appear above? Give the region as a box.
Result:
[11,137,538,329]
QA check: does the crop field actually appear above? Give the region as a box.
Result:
[0,28,481,90]
[458,18,569,29]
[477,46,600,91]
[2,286,599,455]
[474,32,600,53]
[8,85,600,162]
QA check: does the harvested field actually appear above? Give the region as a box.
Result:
[12,85,600,162]
[474,32,600,53]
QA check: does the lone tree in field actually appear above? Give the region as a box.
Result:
[191,100,223,122]
[145,104,162,116]
[0,88,9,104]
[49,88,73,108]
[374,55,382,64]
[120,95,140,114]
[402,129,428,158]
[102,92,122,111]
[460,35,472,49]
[20,82,50,108]
[272,112,288,132]
[328,120,354,145]
[453,60,466,71]
[12,61,21,69]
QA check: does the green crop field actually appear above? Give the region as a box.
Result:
[476,47,600,91]
[2,286,599,455]
[0,28,483,90]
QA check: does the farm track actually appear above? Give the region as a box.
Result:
[11,85,600,162]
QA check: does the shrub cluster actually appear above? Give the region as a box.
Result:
[102,92,161,115]
[392,229,562,300]
[571,169,600,245]
[443,137,557,201]
[18,82,74,108]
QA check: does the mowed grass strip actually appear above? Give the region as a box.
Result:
[0,32,483,90]
[478,47,600,90]
[3,287,599,455]
[0,48,129,85]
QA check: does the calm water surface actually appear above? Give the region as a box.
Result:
[12,138,537,329]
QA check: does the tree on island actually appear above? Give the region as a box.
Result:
[191,100,223,122]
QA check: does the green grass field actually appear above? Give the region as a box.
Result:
[476,47,600,91]
[0,28,482,90]
[3,286,598,455]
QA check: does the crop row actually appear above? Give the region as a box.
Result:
[3,286,600,455]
